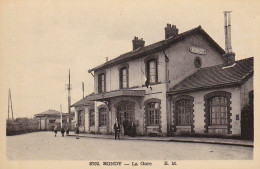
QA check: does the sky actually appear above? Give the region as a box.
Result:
[0,0,259,118]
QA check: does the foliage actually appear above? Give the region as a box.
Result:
[6,118,38,136]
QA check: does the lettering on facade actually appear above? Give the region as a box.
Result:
[189,46,206,55]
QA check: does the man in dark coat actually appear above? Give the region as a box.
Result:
[114,120,120,140]
[75,124,80,139]
[129,121,136,137]
[66,127,70,136]
[61,127,65,137]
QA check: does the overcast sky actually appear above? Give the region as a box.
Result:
[0,0,259,118]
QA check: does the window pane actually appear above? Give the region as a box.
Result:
[99,108,107,126]
[210,96,228,125]
[149,61,156,69]
[155,103,159,108]
[150,75,156,83]
[122,81,127,88]
[122,68,127,76]
[176,99,191,126]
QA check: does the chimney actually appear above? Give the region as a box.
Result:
[223,11,235,65]
[165,23,179,39]
[132,36,145,50]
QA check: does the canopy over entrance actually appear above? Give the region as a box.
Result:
[86,90,145,101]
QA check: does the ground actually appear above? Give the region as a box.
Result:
[6,132,253,160]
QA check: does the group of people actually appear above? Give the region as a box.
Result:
[114,117,136,140]
[53,125,71,137]
[54,119,135,140]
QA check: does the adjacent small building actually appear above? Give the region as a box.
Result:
[34,109,74,131]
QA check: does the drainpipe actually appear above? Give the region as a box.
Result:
[162,48,170,135]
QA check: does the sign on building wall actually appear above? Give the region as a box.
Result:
[189,46,206,55]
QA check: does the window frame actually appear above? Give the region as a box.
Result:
[171,95,195,132]
[175,99,192,126]
[204,91,232,134]
[89,109,95,127]
[118,64,129,89]
[144,98,161,126]
[98,73,106,93]
[146,59,158,84]
[209,96,228,126]
[78,109,85,127]
[144,55,159,85]
[98,107,108,127]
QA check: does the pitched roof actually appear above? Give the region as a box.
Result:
[168,57,254,94]
[34,109,68,117]
[71,93,95,107]
[88,26,225,72]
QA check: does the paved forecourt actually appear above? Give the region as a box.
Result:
[6,132,253,160]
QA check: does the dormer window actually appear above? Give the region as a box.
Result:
[98,73,105,93]
[119,67,129,89]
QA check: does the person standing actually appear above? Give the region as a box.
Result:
[61,127,65,137]
[123,117,129,136]
[129,121,136,137]
[66,127,70,136]
[114,120,120,140]
[75,124,79,139]
[54,125,58,137]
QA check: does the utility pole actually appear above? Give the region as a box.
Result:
[8,89,14,120]
[60,104,63,128]
[66,69,72,129]
[82,82,85,98]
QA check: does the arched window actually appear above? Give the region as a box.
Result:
[89,109,95,127]
[145,99,161,126]
[116,100,135,124]
[99,107,107,126]
[171,95,194,132]
[78,110,85,126]
[209,96,227,125]
[204,91,231,134]
[176,99,192,126]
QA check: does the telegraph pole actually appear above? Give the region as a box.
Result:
[60,104,63,128]
[82,82,85,98]
[8,89,14,120]
[66,69,72,129]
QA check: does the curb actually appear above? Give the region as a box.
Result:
[67,134,253,148]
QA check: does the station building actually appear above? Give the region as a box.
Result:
[72,23,253,137]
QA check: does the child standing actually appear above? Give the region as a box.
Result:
[54,125,58,137]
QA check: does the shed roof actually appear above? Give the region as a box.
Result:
[71,93,95,107]
[34,109,68,117]
[168,57,254,94]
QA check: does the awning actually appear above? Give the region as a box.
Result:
[87,90,145,101]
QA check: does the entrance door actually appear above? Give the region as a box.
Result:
[241,90,254,140]
[116,101,135,124]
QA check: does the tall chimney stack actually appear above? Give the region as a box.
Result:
[165,23,179,39]
[223,11,235,65]
[132,36,145,50]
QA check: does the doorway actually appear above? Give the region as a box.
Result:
[116,101,135,124]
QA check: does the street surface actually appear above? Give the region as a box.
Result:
[6,132,253,160]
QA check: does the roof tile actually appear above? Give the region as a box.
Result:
[169,57,253,94]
